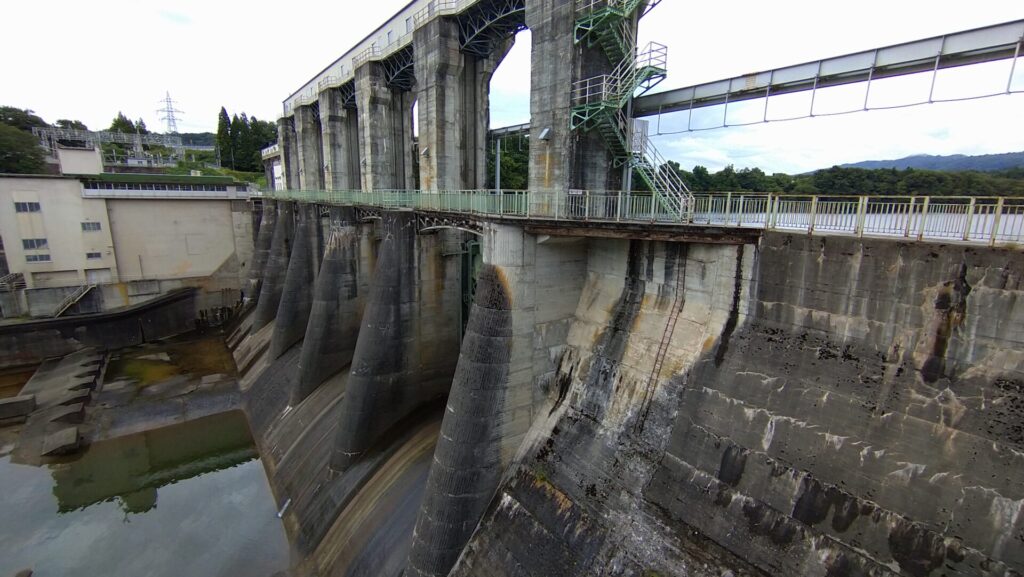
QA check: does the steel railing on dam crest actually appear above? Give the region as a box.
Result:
[254,189,1024,247]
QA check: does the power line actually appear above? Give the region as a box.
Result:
[157,91,184,134]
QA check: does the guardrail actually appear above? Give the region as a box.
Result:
[254,189,1024,247]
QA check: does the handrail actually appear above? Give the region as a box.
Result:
[254,189,1024,247]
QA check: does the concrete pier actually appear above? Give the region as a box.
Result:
[247,199,276,297]
[355,62,415,191]
[251,202,294,332]
[269,204,316,359]
[415,19,511,190]
[294,104,324,190]
[330,213,461,471]
[293,207,368,404]
[318,89,361,190]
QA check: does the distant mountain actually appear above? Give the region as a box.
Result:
[840,151,1024,172]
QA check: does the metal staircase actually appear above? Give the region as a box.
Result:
[0,272,25,292]
[571,0,693,220]
[53,285,95,318]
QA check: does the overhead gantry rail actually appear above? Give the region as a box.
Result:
[632,19,1024,117]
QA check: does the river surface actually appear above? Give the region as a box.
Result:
[0,411,290,577]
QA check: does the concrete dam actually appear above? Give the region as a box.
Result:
[230,2,1024,576]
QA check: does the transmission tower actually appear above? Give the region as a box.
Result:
[157,91,184,133]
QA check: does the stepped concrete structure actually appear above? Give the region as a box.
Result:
[236,5,1024,577]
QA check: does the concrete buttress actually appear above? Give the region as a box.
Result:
[355,62,415,191]
[277,117,300,189]
[251,201,295,332]
[318,89,361,190]
[269,204,317,359]
[293,207,367,404]
[526,0,622,193]
[330,211,460,471]
[414,18,513,191]
[407,264,513,577]
[295,104,325,190]
[247,199,277,297]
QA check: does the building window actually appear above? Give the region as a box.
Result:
[22,238,48,250]
[82,222,102,231]
[15,202,41,213]
[26,254,51,263]
[86,252,102,259]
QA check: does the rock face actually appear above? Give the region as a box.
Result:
[454,233,1024,577]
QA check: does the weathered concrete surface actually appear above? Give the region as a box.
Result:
[269,204,317,359]
[331,212,461,471]
[252,202,295,332]
[414,19,512,191]
[407,265,513,577]
[293,207,372,405]
[277,117,300,190]
[526,0,621,193]
[0,395,35,420]
[295,104,324,191]
[247,199,277,298]
[453,233,1024,577]
[356,62,415,191]
[319,88,361,191]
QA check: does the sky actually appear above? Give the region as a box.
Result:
[2,0,1021,174]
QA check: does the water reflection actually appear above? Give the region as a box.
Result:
[0,410,289,577]
[52,411,256,514]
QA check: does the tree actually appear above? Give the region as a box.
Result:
[135,118,149,134]
[0,123,46,173]
[55,119,88,131]
[108,112,136,133]
[216,107,232,168]
[0,106,49,132]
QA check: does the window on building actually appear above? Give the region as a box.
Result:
[86,252,102,259]
[82,222,102,231]
[22,238,48,250]
[406,17,413,33]
[26,254,51,263]
[14,202,41,213]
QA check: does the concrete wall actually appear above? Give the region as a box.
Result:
[106,199,240,281]
[454,233,1024,577]
[0,288,197,369]
[56,147,103,175]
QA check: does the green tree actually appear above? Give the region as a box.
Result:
[216,107,232,168]
[0,123,46,173]
[55,119,88,130]
[108,112,136,133]
[0,106,48,132]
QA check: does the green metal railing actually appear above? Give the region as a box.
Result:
[254,188,1024,247]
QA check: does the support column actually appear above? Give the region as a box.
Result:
[277,117,300,190]
[269,204,316,358]
[331,212,461,471]
[526,0,618,193]
[415,19,512,191]
[355,62,415,190]
[319,89,361,190]
[252,201,295,331]
[295,104,324,190]
[293,207,366,404]
[247,199,276,298]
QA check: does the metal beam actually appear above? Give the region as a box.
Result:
[633,19,1024,117]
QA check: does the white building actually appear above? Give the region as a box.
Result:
[0,147,254,318]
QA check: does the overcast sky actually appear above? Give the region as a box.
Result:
[2,1,1021,173]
